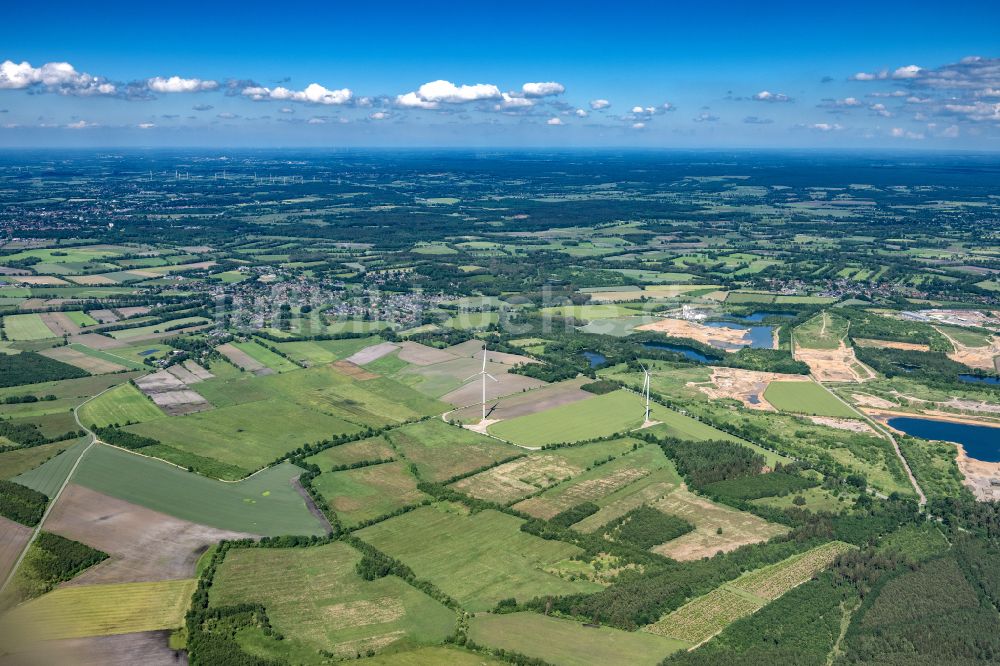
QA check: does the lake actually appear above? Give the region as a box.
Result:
[582,351,607,368]
[642,341,714,363]
[959,374,1000,386]
[703,321,775,349]
[888,416,1000,462]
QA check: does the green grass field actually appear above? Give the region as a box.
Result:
[468,612,688,666]
[356,503,601,611]
[305,434,396,468]
[64,311,98,327]
[68,343,146,370]
[210,542,455,660]
[0,441,72,480]
[763,381,857,418]
[936,324,992,348]
[78,382,165,428]
[14,439,91,497]
[274,336,382,366]
[794,311,849,349]
[312,461,428,527]
[386,419,521,481]
[233,340,301,372]
[108,316,210,340]
[1,579,195,642]
[66,444,325,535]
[3,314,56,341]
[488,390,646,446]
[126,398,360,477]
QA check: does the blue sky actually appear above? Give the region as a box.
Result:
[2,0,999,148]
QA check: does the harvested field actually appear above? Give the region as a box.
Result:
[854,338,931,351]
[12,275,69,285]
[795,342,876,383]
[65,274,118,286]
[637,318,751,350]
[0,515,33,586]
[2,314,55,340]
[651,487,789,560]
[133,370,211,416]
[331,359,379,380]
[452,455,582,504]
[39,346,126,374]
[70,333,125,350]
[44,484,254,585]
[448,376,594,423]
[0,579,196,642]
[86,309,119,324]
[38,312,80,336]
[396,341,458,365]
[0,630,185,666]
[439,372,545,408]
[344,341,400,365]
[114,306,150,318]
[181,360,213,381]
[164,364,202,384]
[216,343,271,375]
[691,367,809,410]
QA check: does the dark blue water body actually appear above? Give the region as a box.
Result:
[139,349,158,356]
[735,311,797,323]
[888,417,1000,462]
[582,351,607,368]
[959,374,1000,386]
[703,321,775,349]
[642,342,714,363]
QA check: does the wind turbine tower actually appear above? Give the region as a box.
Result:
[464,343,498,421]
[639,363,651,423]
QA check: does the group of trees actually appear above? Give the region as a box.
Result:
[0,352,88,388]
[0,479,48,526]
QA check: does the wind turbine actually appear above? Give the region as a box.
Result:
[638,363,651,423]
[464,343,498,421]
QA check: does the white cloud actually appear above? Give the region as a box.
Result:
[589,99,611,110]
[396,80,501,109]
[632,122,646,129]
[753,90,792,103]
[521,82,564,97]
[807,122,843,131]
[369,111,389,120]
[892,65,923,79]
[890,126,924,139]
[693,112,719,122]
[495,93,534,110]
[575,109,588,117]
[148,76,218,93]
[836,97,862,107]
[869,103,892,117]
[941,124,960,138]
[243,83,352,105]
[216,112,238,119]
[943,101,1000,122]
[307,117,326,124]
[137,122,155,129]
[851,71,884,81]
[0,60,116,95]
[279,107,294,114]
[976,88,1000,98]
[546,117,564,125]
[65,120,96,129]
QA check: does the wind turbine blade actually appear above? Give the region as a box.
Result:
[486,373,499,382]
[463,373,480,382]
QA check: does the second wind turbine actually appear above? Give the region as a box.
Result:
[465,343,499,421]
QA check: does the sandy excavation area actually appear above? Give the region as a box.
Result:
[854,338,931,352]
[795,342,875,383]
[936,327,1000,372]
[637,318,751,349]
[691,367,809,410]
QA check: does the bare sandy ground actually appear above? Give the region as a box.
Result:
[396,341,459,366]
[956,447,1000,501]
[637,318,750,350]
[0,629,186,666]
[691,367,809,410]
[87,309,119,324]
[181,361,213,381]
[0,516,33,587]
[795,342,875,383]
[854,338,931,352]
[331,360,379,380]
[216,343,270,375]
[45,484,254,585]
[806,416,875,433]
[39,347,126,374]
[134,370,212,416]
[936,326,1000,372]
[344,341,400,365]
[38,313,80,337]
[70,333,125,350]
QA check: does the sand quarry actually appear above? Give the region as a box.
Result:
[689,367,809,411]
[795,342,875,383]
[637,318,752,350]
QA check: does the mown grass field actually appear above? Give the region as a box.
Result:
[386,419,521,482]
[3,314,55,340]
[312,461,428,527]
[488,390,646,446]
[68,343,146,370]
[68,444,326,535]
[305,434,396,468]
[232,340,300,372]
[210,542,455,660]
[763,380,857,418]
[78,382,165,428]
[468,612,689,666]
[1,579,195,642]
[356,503,601,611]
